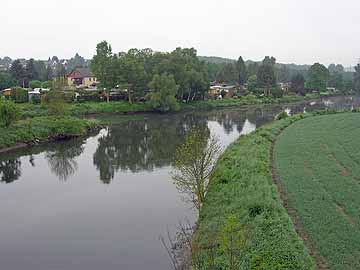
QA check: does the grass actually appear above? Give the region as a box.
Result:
[0,116,98,150]
[194,113,315,269]
[16,92,333,119]
[274,113,360,270]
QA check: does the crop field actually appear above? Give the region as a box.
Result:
[275,113,360,270]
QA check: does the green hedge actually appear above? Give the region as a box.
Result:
[194,113,315,269]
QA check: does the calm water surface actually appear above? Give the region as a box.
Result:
[0,96,359,270]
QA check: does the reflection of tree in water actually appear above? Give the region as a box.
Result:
[45,139,84,182]
[93,115,209,184]
[0,158,22,184]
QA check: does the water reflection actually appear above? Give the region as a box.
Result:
[0,158,21,184]
[1,95,360,185]
[45,139,84,181]
[0,138,85,183]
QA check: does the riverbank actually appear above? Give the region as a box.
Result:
[0,116,99,153]
[194,109,360,269]
[18,93,339,118]
[193,112,315,269]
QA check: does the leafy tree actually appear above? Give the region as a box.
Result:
[0,99,20,127]
[118,48,148,103]
[45,64,53,81]
[91,41,117,102]
[290,74,306,95]
[217,63,238,84]
[9,60,26,87]
[11,87,29,103]
[147,73,179,112]
[306,63,329,92]
[34,60,47,81]
[172,127,222,213]
[353,64,360,93]
[25,58,38,84]
[29,80,42,89]
[257,56,277,96]
[54,62,67,77]
[41,81,51,89]
[0,72,16,90]
[246,75,257,93]
[219,215,247,270]
[246,62,259,77]
[236,56,247,85]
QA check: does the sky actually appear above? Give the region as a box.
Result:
[1,0,360,66]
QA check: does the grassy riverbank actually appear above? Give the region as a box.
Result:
[193,113,315,269]
[275,113,360,270]
[17,93,334,118]
[0,116,98,151]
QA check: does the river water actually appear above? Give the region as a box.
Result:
[0,96,359,270]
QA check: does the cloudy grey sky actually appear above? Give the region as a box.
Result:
[1,0,360,66]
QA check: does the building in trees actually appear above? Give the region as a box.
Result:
[67,68,97,88]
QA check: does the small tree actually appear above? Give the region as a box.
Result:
[29,80,42,89]
[43,91,66,116]
[0,100,20,127]
[147,73,179,112]
[172,128,222,213]
[11,87,29,103]
[219,215,247,270]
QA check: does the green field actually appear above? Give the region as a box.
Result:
[275,113,360,270]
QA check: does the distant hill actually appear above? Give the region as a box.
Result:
[198,56,235,64]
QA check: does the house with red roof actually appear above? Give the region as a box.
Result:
[67,68,97,88]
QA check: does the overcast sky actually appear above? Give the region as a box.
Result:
[1,0,360,66]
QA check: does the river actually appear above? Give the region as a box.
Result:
[0,96,359,270]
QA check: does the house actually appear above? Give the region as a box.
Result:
[0,88,12,97]
[209,84,237,98]
[67,68,97,88]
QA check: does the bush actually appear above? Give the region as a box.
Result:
[0,99,20,127]
[11,87,29,103]
[276,111,289,120]
[41,81,51,89]
[42,91,67,116]
[29,80,42,89]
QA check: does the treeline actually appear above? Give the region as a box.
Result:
[0,54,89,89]
[205,56,360,95]
[91,41,209,111]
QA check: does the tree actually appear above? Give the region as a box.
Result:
[353,64,360,93]
[91,41,117,102]
[29,80,42,89]
[0,72,16,90]
[25,58,38,84]
[246,75,257,93]
[11,87,29,103]
[0,99,20,127]
[306,63,329,92]
[290,74,306,95]
[9,59,26,87]
[257,57,277,96]
[147,73,179,112]
[118,48,148,103]
[172,128,222,213]
[217,63,238,84]
[236,56,247,85]
[45,64,53,81]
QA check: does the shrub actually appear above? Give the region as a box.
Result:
[41,81,51,89]
[42,91,67,116]
[276,111,289,120]
[29,80,42,89]
[0,99,20,127]
[11,87,29,103]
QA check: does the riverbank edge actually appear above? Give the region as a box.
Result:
[193,113,321,269]
[194,109,360,269]
[20,93,343,118]
[0,116,101,154]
